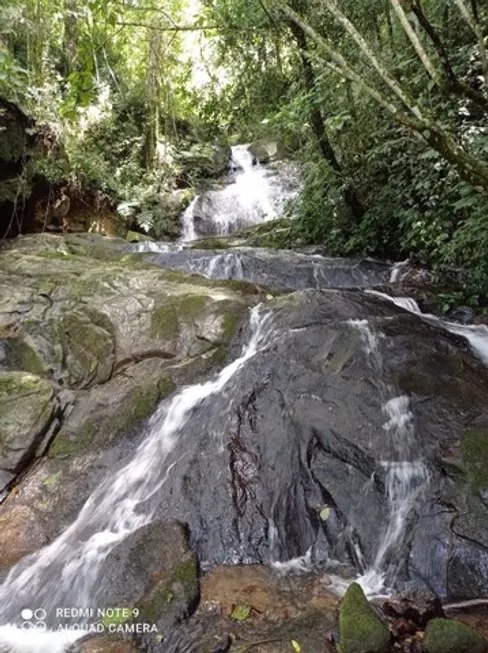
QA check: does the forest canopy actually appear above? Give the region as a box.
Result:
[1,0,488,305]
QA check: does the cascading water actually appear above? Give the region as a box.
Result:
[180,144,298,242]
[0,307,273,651]
[347,320,430,595]
[367,290,488,364]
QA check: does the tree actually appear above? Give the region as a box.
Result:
[275,0,488,193]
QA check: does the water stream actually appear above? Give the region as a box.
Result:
[3,146,488,651]
[367,290,488,363]
[348,321,430,595]
[0,307,273,648]
[181,144,298,241]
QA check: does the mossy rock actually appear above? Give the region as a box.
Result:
[338,583,390,653]
[57,308,115,388]
[190,237,230,250]
[48,376,175,459]
[126,230,154,243]
[461,428,488,495]
[116,384,164,433]
[48,422,97,458]
[151,294,208,341]
[424,618,486,653]
[138,555,199,625]
[3,336,47,376]
[0,371,55,476]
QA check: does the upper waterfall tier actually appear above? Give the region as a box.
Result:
[181,144,299,242]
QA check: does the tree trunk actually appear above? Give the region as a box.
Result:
[279,0,488,194]
[145,26,162,170]
[406,0,488,113]
[288,19,366,221]
[64,0,79,77]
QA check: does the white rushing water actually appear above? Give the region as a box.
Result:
[0,307,273,650]
[181,144,298,242]
[347,320,430,596]
[367,290,488,364]
[347,291,488,595]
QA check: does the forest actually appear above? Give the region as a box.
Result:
[2,3,488,653]
[1,0,488,304]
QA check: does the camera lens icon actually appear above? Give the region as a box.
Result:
[20,608,47,631]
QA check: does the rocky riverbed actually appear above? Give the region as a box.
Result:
[0,233,487,653]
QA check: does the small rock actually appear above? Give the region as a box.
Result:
[424,617,486,653]
[446,306,474,324]
[394,618,417,637]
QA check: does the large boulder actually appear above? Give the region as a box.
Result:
[96,522,198,627]
[0,233,255,570]
[123,289,488,599]
[144,247,393,290]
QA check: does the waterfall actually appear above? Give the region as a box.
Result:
[347,320,430,595]
[181,196,198,242]
[0,307,273,650]
[180,144,298,242]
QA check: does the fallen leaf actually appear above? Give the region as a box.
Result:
[319,505,330,521]
[231,605,251,621]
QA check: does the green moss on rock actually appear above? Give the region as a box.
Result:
[138,555,198,625]
[151,294,208,341]
[338,583,390,653]
[58,308,115,387]
[461,428,488,494]
[173,557,198,588]
[151,303,180,340]
[118,385,161,431]
[424,618,486,653]
[48,422,97,458]
[0,371,55,467]
[4,338,46,376]
[190,237,230,250]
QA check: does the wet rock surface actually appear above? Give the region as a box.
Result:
[1,233,488,652]
[0,233,254,568]
[138,246,395,291]
[126,290,488,600]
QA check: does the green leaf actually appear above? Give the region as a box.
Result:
[231,605,251,621]
[291,640,301,652]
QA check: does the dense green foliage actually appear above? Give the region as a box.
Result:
[201,0,488,304]
[1,0,488,303]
